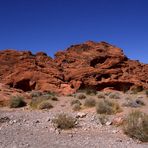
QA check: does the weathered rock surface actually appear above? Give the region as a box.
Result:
[0,41,148,95]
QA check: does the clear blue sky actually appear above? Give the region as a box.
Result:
[0,0,148,63]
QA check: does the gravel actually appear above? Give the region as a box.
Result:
[0,109,147,148]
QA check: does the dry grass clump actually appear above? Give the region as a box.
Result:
[96,99,122,115]
[122,99,145,108]
[109,92,120,99]
[97,93,106,99]
[72,103,81,111]
[145,90,148,97]
[50,96,58,101]
[85,88,97,95]
[70,99,81,106]
[130,86,143,94]
[77,94,86,100]
[52,113,76,129]
[38,101,53,109]
[9,96,26,108]
[84,98,96,107]
[30,96,49,109]
[123,110,148,142]
[30,91,42,97]
[98,114,109,125]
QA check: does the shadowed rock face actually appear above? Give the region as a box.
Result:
[0,41,148,95]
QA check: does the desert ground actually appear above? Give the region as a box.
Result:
[0,90,148,148]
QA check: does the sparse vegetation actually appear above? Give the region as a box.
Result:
[96,99,122,115]
[122,99,145,108]
[130,86,143,94]
[50,96,58,101]
[38,101,53,109]
[30,96,49,109]
[72,103,81,111]
[98,114,109,125]
[145,90,148,97]
[97,93,105,99]
[77,94,86,100]
[70,99,81,106]
[30,91,42,97]
[84,98,96,107]
[85,88,97,95]
[52,113,76,129]
[109,92,120,99]
[9,96,26,108]
[123,110,148,142]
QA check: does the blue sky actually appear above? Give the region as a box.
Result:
[0,0,148,63]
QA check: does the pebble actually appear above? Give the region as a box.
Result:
[112,130,119,134]
[105,121,112,126]
[116,139,123,142]
[76,112,87,118]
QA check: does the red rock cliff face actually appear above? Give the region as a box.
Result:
[0,41,148,94]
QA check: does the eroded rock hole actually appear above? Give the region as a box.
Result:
[96,74,111,81]
[90,57,107,67]
[13,79,36,92]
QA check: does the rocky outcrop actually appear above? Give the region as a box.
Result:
[55,41,148,92]
[0,41,147,95]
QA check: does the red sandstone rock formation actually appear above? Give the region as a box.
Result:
[0,41,147,95]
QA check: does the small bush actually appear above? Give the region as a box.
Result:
[122,99,145,108]
[96,99,121,115]
[50,96,58,101]
[145,90,148,97]
[30,91,42,97]
[9,96,26,108]
[85,88,97,95]
[52,113,76,129]
[72,103,81,111]
[123,110,148,142]
[38,101,53,109]
[30,96,49,109]
[98,114,109,125]
[104,92,111,96]
[77,94,86,100]
[97,93,105,99]
[109,92,120,99]
[44,91,56,96]
[84,98,96,107]
[130,86,143,94]
[70,99,81,106]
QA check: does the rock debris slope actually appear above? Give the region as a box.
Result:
[0,41,148,95]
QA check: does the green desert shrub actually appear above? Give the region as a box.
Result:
[38,101,53,110]
[52,113,76,129]
[84,98,96,107]
[123,110,148,142]
[9,96,26,108]
[77,94,86,100]
[96,99,121,115]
